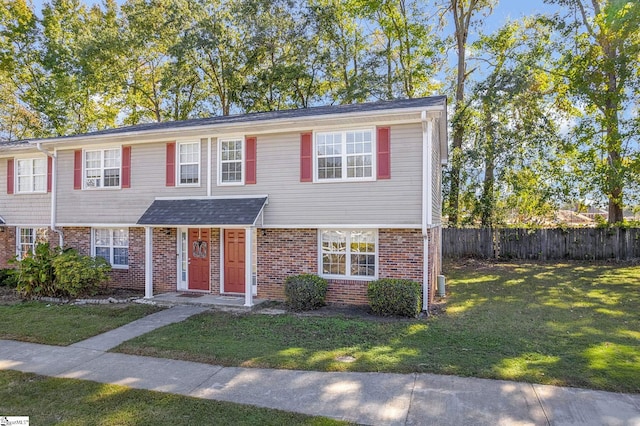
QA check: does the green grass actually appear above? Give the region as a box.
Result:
[0,370,346,426]
[115,262,640,393]
[0,302,162,345]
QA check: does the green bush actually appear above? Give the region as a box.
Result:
[53,248,111,297]
[0,268,17,287]
[367,278,422,318]
[284,274,328,311]
[11,243,57,297]
[11,243,112,298]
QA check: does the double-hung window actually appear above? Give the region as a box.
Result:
[178,141,200,185]
[219,139,243,184]
[16,227,38,259]
[93,228,129,268]
[85,148,121,189]
[320,230,377,279]
[316,129,374,181]
[16,158,47,193]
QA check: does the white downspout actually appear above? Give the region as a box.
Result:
[207,137,212,197]
[36,143,63,247]
[421,112,433,313]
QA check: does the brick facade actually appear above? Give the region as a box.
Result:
[256,228,317,300]
[0,224,440,308]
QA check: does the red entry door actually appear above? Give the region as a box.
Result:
[224,229,245,293]
[188,228,210,291]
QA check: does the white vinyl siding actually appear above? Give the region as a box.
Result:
[178,141,200,185]
[93,228,129,268]
[316,129,374,181]
[219,138,244,185]
[320,229,377,279]
[16,158,46,193]
[84,148,121,189]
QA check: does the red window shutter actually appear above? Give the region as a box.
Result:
[377,127,391,179]
[166,142,175,187]
[73,150,82,190]
[245,137,257,184]
[121,146,131,188]
[47,156,53,192]
[7,158,14,194]
[300,132,313,182]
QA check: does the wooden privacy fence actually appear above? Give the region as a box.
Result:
[443,228,640,261]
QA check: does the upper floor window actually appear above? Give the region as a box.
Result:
[93,228,129,268]
[85,148,121,189]
[320,229,377,279]
[219,138,243,184]
[316,130,374,181]
[178,141,200,185]
[16,158,46,193]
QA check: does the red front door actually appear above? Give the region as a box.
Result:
[224,229,245,293]
[188,228,210,291]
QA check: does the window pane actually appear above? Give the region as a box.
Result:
[351,254,375,276]
[85,151,101,169]
[113,229,129,247]
[180,164,199,184]
[113,248,129,266]
[18,176,31,192]
[103,168,120,187]
[33,175,46,191]
[95,229,110,246]
[104,149,121,168]
[95,247,110,262]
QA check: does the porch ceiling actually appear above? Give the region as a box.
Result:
[137,197,267,226]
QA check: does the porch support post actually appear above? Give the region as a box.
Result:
[244,226,253,307]
[144,226,153,299]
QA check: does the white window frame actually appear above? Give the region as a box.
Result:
[16,227,40,259]
[15,157,47,194]
[177,141,201,186]
[217,138,245,186]
[92,227,129,269]
[83,147,121,190]
[314,129,376,183]
[318,229,378,280]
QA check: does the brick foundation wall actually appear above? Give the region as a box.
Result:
[152,228,177,294]
[0,227,16,268]
[256,228,317,300]
[62,226,146,292]
[256,228,428,306]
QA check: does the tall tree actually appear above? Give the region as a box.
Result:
[445,0,495,227]
[548,0,640,223]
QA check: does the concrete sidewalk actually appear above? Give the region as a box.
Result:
[0,307,638,425]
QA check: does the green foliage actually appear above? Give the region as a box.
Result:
[0,268,17,287]
[367,278,421,318]
[284,274,328,311]
[10,243,57,298]
[52,248,111,297]
[11,244,111,298]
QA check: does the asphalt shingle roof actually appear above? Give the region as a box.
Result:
[25,96,446,143]
[137,197,268,226]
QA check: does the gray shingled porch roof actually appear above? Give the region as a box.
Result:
[137,197,267,226]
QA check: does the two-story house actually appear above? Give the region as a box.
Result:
[0,97,447,309]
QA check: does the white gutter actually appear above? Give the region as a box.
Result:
[421,111,434,313]
[36,143,63,247]
[207,137,212,197]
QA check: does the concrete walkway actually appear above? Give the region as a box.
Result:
[0,306,638,425]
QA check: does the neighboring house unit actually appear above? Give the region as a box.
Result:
[0,97,448,309]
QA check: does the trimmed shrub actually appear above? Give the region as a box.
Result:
[367,278,422,318]
[0,268,17,287]
[284,274,328,311]
[11,244,112,298]
[52,248,111,297]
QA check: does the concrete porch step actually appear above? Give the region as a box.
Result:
[141,292,267,311]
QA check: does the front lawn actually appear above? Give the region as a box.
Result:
[0,302,162,345]
[115,262,640,393]
[0,370,346,426]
